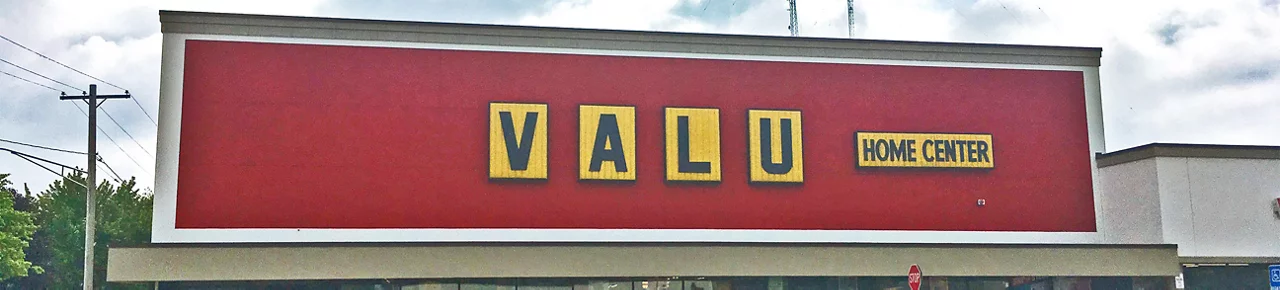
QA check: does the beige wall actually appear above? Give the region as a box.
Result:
[108,244,1178,282]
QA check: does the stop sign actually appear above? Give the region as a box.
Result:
[907,264,923,290]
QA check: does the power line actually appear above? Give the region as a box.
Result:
[70,103,151,175]
[97,155,125,182]
[993,0,1026,26]
[0,33,126,91]
[0,147,84,174]
[0,138,86,155]
[1,69,62,92]
[98,165,121,182]
[1033,4,1068,38]
[53,84,155,172]
[0,105,137,184]
[0,33,157,126]
[0,58,80,91]
[73,103,151,175]
[7,75,154,174]
[56,85,155,161]
[1,147,89,189]
[100,107,154,158]
[134,99,157,126]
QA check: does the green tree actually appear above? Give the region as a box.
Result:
[2,181,50,290]
[33,173,152,289]
[0,174,40,280]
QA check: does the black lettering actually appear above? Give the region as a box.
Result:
[760,118,793,174]
[922,140,934,162]
[977,140,991,162]
[862,138,876,161]
[875,139,889,161]
[891,140,910,161]
[944,140,957,162]
[906,140,918,162]
[499,111,538,170]
[967,140,978,162]
[934,140,946,162]
[677,116,711,173]
[589,114,627,172]
[887,139,899,161]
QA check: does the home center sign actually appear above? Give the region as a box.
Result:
[154,37,1101,243]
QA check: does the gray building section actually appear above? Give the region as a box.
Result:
[1097,143,1280,290]
[158,11,1101,67]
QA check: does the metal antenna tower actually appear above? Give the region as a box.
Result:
[787,0,799,36]
[847,0,856,37]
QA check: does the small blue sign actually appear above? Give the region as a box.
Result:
[1270,264,1280,288]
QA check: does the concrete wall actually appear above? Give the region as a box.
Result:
[1154,157,1280,258]
[1097,159,1163,244]
[1099,155,1280,259]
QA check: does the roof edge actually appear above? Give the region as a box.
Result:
[157,10,1102,67]
[1097,143,1280,168]
[112,241,1177,249]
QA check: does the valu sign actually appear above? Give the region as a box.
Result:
[489,102,992,183]
[164,39,1100,238]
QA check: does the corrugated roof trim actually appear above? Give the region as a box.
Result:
[157,10,1102,67]
[1097,143,1280,167]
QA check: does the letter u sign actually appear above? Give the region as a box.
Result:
[748,109,804,183]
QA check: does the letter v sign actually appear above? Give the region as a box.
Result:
[489,103,548,179]
[500,111,538,170]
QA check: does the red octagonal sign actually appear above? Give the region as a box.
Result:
[908,264,923,290]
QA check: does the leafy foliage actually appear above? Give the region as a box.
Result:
[0,174,40,280]
[32,173,152,289]
[1,172,152,289]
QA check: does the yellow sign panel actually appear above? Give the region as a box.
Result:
[489,103,549,179]
[664,107,721,182]
[579,105,637,181]
[748,110,804,183]
[855,132,994,168]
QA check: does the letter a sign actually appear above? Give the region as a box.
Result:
[908,264,922,290]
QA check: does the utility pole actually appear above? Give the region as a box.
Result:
[787,0,799,36]
[847,0,856,38]
[60,84,130,290]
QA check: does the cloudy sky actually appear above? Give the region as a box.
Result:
[1,0,1278,191]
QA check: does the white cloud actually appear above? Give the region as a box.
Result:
[856,0,955,40]
[518,0,688,30]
